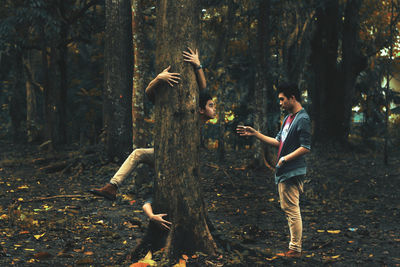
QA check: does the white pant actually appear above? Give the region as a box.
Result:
[110,148,154,187]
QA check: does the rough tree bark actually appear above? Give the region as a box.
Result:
[103,0,133,161]
[131,0,148,148]
[152,0,217,260]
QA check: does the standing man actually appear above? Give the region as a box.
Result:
[236,83,311,258]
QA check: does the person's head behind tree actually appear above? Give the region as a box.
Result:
[199,91,216,121]
[277,83,301,102]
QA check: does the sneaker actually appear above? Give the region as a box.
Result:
[276,249,302,258]
[89,183,117,200]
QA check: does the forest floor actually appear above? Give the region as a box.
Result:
[0,138,399,266]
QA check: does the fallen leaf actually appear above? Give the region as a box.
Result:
[130,263,150,267]
[34,233,45,240]
[173,258,186,267]
[33,252,52,259]
[76,258,94,265]
[17,185,29,189]
[327,230,341,234]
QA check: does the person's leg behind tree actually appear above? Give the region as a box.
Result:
[90,148,154,200]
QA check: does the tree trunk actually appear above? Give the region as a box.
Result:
[341,0,366,140]
[153,0,216,260]
[103,0,133,161]
[131,0,148,148]
[309,0,340,143]
[253,0,276,169]
[9,52,26,143]
[58,1,68,144]
[41,25,55,150]
[24,51,40,143]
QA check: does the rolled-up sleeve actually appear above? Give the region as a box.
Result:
[298,117,311,150]
[275,129,282,142]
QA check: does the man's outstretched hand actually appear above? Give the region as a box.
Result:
[236,125,257,136]
[150,213,172,230]
[157,66,180,87]
[183,47,201,68]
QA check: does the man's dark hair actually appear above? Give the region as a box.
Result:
[199,91,212,109]
[277,83,301,102]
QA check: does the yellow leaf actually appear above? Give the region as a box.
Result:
[173,258,186,267]
[18,185,29,189]
[122,194,135,201]
[130,263,150,267]
[331,255,340,259]
[0,214,8,220]
[317,230,325,233]
[144,251,152,260]
[34,233,45,240]
[24,248,35,251]
[139,259,156,266]
[327,230,341,234]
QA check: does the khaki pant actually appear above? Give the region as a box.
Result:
[278,176,304,252]
[110,148,154,187]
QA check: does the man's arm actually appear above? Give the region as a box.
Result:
[183,47,206,90]
[145,66,180,103]
[236,125,280,147]
[142,202,172,230]
[276,146,310,167]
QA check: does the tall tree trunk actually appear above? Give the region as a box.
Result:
[253,0,275,168]
[41,24,54,150]
[217,2,235,162]
[9,52,26,143]
[341,0,366,141]
[58,1,68,144]
[309,0,340,143]
[24,51,39,143]
[103,0,133,161]
[153,0,216,260]
[131,0,148,148]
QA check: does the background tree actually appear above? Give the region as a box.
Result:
[103,0,132,161]
[131,0,150,149]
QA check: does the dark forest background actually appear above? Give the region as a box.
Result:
[1,0,399,162]
[1,1,400,265]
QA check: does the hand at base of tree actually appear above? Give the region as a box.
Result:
[150,214,172,230]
